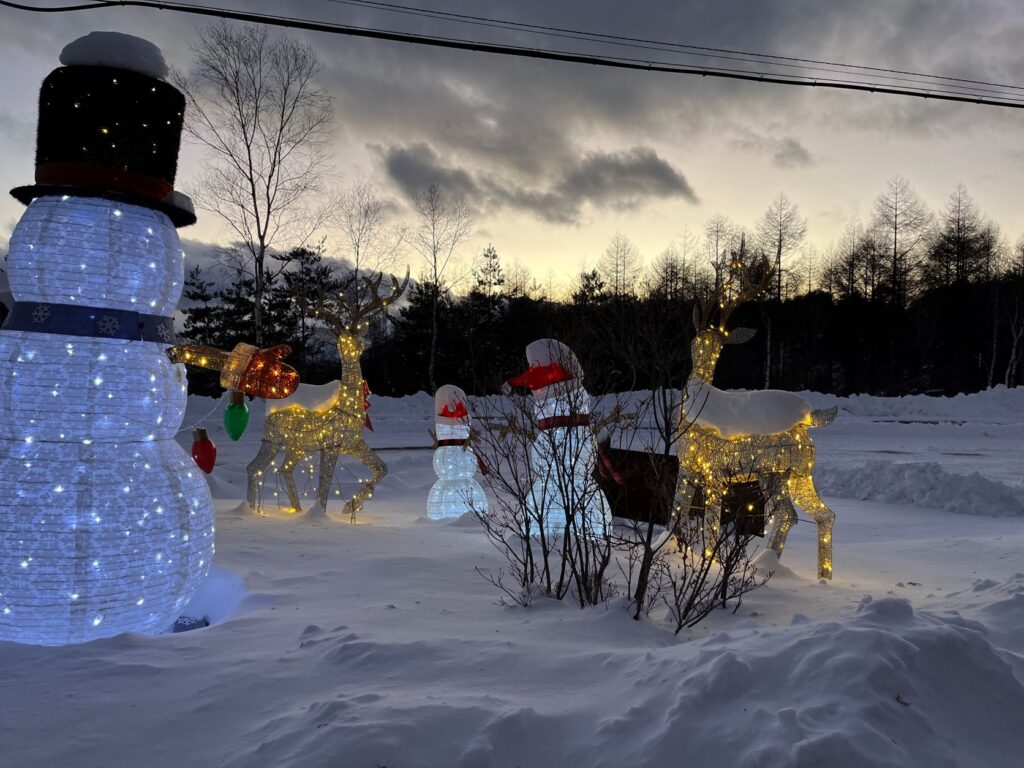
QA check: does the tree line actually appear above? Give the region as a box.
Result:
[159,172,1024,399]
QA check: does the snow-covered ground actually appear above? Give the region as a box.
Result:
[2,388,1022,767]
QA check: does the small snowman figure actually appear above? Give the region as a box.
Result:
[505,339,611,538]
[427,385,488,520]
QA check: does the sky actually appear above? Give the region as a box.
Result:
[1,0,1023,287]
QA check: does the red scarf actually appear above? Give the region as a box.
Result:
[363,380,374,431]
[439,401,469,419]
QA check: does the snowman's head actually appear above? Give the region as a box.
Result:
[507,338,584,402]
[435,384,470,426]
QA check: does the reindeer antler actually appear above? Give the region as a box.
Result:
[340,267,412,326]
[694,256,773,332]
[305,267,411,333]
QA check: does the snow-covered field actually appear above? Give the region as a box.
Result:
[2,388,1022,767]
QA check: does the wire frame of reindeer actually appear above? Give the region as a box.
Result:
[249,452,378,520]
[676,256,837,580]
[467,386,617,609]
[245,268,410,519]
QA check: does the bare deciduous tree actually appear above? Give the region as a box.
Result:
[408,184,473,391]
[599,233,642,299]
[704,214,736,295]
[470,389,615,608]
[871,175,931,307]
[335,182,404,280]
[646,244,688,301]
[174,23,333,345]
[756,193,807,301]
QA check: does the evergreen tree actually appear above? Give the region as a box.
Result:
[270,245,342,375]
[572,269,607,306]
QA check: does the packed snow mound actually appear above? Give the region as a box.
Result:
[818,460,1024,516]
[60,32,169,79]
[685,381,815,438]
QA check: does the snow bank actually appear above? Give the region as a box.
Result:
[819,460,1024,516]
[60,32,169,79]
[807,385,1024,425]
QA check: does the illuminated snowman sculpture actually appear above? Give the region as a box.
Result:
[506,339,611,538]
[0,34,218,645]
[426,385,487,520]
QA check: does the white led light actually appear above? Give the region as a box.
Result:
[0,196,215,646]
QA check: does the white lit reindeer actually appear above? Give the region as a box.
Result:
[675,263,838,579]
[246,270,409,518]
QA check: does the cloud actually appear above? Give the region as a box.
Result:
[771,137,815,169]
[378,142,479,201]
[555,147,698,207]
[374,143,697,224]
[730,128,815,169]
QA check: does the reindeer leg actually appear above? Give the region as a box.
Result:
[670,471,701,547]
[701,486,724,560]
[346,441,387,518]
[790,473,835,580]
[764,474,798,560]
[280,447,306,513]
[308,448,340,518]
[246,440,278,511]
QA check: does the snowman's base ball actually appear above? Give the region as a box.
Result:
[0,438,215,646]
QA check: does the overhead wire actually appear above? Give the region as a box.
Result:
[320,0,1024,96]
[1,0,1023,108]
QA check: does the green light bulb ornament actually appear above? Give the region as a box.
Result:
[223,390,250,441]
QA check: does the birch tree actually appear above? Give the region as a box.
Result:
[175,23,333,345]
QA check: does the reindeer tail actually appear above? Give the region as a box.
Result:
[808,405,838,428]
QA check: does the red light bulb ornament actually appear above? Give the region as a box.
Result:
[191,428,217,474]
[223,390,249,441]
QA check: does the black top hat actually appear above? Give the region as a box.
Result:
[10,35,195,227]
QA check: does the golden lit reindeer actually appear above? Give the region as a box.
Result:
[246,270,410,517]
[676,262,837,578]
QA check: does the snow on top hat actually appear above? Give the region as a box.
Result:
[435,384,470,424]
[10,31,196,227]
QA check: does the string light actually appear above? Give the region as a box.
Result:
[223,390,250,441]
[677,264,835,579]
[246,271,409,516]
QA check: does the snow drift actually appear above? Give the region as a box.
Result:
[819,461,1024,516]
[2,388,1023,767]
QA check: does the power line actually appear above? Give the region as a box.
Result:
[321,0,1024,95]
[3,0,1024,109]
